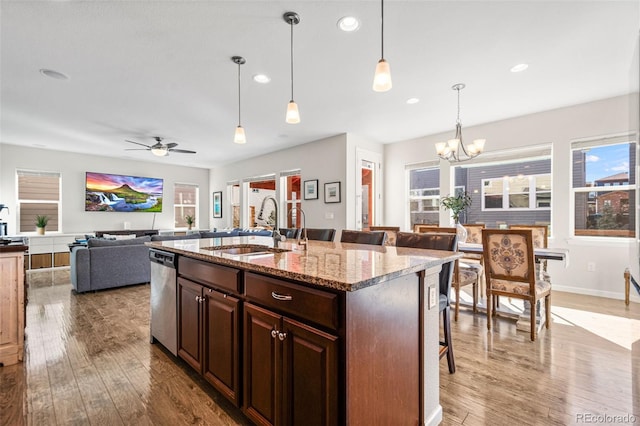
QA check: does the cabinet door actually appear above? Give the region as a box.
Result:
[177,277,202,372]
[203,288,240,407]
[243,303,281,426]
[282,318,339,426]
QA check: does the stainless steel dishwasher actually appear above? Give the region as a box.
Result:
[149,248,177,355]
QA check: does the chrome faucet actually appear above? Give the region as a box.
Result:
[287,207,308,250]
[257,196,282,244]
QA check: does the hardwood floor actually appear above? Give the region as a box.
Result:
[1,268,638,425]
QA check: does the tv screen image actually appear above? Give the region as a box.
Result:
[85,172,163,212]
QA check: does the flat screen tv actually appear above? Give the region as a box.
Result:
[85,172,163,212]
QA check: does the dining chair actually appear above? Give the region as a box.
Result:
[413,224,438,233]
[415,226,480,321]
[303,228,336,242]
[459,223,486,297]
[482,228,551,341]
[369,226,400,246]
[396,231,458,373]
[509,224,549,280]
[279,227,301,240]
[340,229,387,246]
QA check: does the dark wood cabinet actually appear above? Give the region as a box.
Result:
[177,268,241,407]
[177,277,202,371]
[203,287,240,406]
[243,302,338,426]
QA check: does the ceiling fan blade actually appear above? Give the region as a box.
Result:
[165,142,178,149]
[168,149,197,154]
[124,148,151,151]
[125,139,152,148]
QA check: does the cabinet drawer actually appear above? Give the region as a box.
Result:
[179,257,241,294]
[245,272,339,331]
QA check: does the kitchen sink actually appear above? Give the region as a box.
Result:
[202,245,290,256]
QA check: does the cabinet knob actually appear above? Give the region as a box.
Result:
[195,295,200,302]
[271,329,278,339]
[278,332,287,341]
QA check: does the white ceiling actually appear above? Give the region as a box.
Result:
[1,1,638,169]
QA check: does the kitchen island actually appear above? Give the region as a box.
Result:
[148,235,460,426]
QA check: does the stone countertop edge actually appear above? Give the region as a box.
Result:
[147,236,461,292]
[0,244,29,253]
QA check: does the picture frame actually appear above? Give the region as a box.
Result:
[324,181,341,204]
[213,191,222,218]
[303,179,319,200]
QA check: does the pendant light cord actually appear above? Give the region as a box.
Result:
[290,20,294,101]
[456,86,461,124]
[237,62,242,126]
[381,0,384,59]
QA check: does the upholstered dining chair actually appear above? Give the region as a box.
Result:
[340,229,387,246]
[415,226,480,321]
[459,223,486,297]
[396,231,458,373]
[509,224,550,280]
[369,226,400,246]
[303,228,336,242]
[413,224,438,233]
[482,228,551,341]
[279,227,301,240]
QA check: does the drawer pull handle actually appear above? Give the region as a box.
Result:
[271,329,278,339]
[271,291,293,301]
[278,332,287,341]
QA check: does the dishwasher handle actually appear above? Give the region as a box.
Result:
[149,249,177,269]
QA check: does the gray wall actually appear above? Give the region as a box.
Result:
[0,144,210,235]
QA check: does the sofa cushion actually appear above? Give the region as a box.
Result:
[151,234,201,241]
[88,235,151,247]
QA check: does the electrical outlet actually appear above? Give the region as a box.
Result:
[429,286,437,309]
[587,262,596,272]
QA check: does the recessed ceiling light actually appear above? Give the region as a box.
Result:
[406,98,420,105]
[39,68,69,80]
[510,63,529,73]
[253,74,271,84]
[337,16,360,32]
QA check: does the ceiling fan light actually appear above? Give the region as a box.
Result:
[151,146,168,156]
[373,59,392,92]
[234,126,246,144]
[286,101,300,124]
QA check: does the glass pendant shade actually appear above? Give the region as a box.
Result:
[373,59,392,92]
[286,100,300,124]
[234,126,246,144]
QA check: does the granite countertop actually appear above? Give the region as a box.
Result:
[147,235,460,292]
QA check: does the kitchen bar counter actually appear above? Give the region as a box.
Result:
[148,235,459,292]
[148,235,460,426]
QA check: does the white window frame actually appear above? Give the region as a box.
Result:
[481,174,551,211]
[570,133,636,239]
[174,183,199,229]
[16,169,62,234]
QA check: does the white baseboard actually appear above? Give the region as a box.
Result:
[553,284,640,304]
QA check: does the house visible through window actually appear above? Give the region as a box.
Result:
[174,183,198,228]
[408,167,440,226]
[572,136,636,238]
[17,170,61,233]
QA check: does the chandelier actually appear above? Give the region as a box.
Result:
[436,83,486,162]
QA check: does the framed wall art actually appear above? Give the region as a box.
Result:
[213,191,223,218]
[324,181,341,204]
[303,179,319,200]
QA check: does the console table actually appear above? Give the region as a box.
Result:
[94,229,159,238]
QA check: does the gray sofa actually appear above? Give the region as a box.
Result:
[70,236,153,293]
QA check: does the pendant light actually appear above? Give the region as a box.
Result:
[284,12,300,124]
[232,56,246,144]
[372,0,392,92]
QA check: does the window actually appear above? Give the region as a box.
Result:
[481,174,551,210]
[572,136,636,238]
[174,183,198,228]
[408,167,440,226]
[17,170,61,233]
[281,171,302,228]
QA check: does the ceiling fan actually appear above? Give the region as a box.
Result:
[125,136,196,157]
